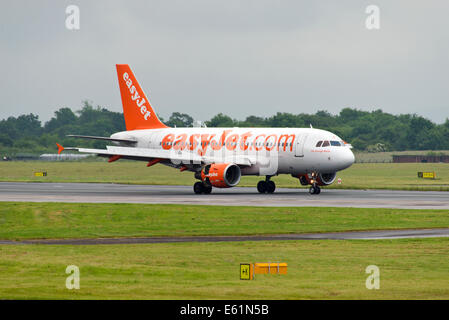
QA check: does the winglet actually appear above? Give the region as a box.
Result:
[56,143,64,154]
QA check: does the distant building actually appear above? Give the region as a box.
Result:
[14,153,39,160]
[39,154,91,161]
[393,155,449,163]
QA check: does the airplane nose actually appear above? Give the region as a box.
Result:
[341,149,355,169]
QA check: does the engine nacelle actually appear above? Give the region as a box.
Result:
[297,172,337,186]
[316,172,337,186]
[200,163,241,188]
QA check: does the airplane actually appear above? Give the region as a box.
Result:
[57,64,355,195]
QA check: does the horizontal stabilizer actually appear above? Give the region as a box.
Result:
[56,143,80,154]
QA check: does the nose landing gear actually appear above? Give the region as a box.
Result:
[309,185,321,195]
[308,172,321,195]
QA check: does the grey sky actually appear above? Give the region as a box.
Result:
[1,0,448,124]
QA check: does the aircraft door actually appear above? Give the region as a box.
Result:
[294,134,308,157]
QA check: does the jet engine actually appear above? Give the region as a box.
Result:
[316,172,337,186]
[200,163,241,188]
[297,172,337,186]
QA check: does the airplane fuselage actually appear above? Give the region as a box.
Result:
[111,127,354,176]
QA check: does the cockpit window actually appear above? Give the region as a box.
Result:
[322,140,330,147]
[330,141,341,146]
[316,141,323,147]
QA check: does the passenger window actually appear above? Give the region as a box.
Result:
[322,141,330,147]
[316,141,323,147]
[330,141,341,146]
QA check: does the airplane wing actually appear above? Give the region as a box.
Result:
[67,135,137,144]
[58,144,257,167]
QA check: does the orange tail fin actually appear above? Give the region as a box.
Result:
[56,143,64,154]
[116,64,168,130]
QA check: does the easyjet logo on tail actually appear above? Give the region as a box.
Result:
[123,72,151,120]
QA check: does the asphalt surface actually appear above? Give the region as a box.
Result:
[1,228,448,245]
[0,182,448,209]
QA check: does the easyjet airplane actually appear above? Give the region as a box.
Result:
[58,64,355,195]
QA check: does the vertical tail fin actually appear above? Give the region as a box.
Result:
[116,64,168,130]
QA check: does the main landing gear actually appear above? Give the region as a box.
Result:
[257,177,276,194]
[193,181,212,194]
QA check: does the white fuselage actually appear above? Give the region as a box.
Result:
[111,127,355,176]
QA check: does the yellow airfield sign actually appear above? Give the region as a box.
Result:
[240,264,252,280]
[418,172,436,179]
[240,262,287,280]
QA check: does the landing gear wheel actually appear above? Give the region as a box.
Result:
[194,182,204,194]
[257,181,267,194]
[194,182,212,194]
[309,186,315,195]
[267,181,276,194]
[309,185,321,195]
[203,185,212,194]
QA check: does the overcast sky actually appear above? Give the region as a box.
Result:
[1,0,448,124]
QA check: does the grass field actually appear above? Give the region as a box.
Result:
[1,161,449,191]
[1,202,448,299]
[1,202,449,240]
[1,239,448,299]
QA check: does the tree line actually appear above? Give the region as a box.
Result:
[1,100,448,156]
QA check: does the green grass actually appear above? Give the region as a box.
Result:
[1,202,448,299]
[1,238,448,299]
[335,163,449,190]
[1,161,449,191]
[1,202,449,240]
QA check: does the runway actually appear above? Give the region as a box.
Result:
[1,228,449,245]
[0,182,448,209]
